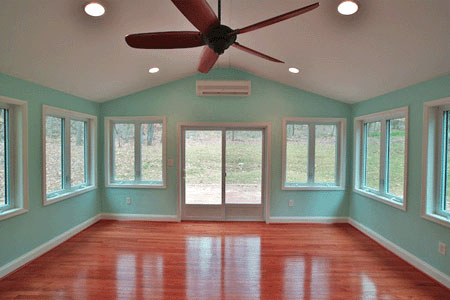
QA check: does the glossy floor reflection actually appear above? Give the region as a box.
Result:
[0,221,448,299]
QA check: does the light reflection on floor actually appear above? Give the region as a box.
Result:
[185,236,261,299]
[2,222,447,300]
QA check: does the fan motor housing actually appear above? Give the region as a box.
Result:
[203,25,237,55]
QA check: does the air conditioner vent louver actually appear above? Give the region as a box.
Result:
[196,80,251,96]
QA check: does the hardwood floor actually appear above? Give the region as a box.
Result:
[0,221,448,299]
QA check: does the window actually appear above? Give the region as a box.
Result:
[441,111,450,215]
[105,117,166,188]
[354,107,408,210]
[0,108,10,209]
[282,118,346,190]
[0,96,28,221]
[422,98,450,228]
[42,105,96,205]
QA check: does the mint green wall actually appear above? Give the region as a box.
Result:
[350,74,450,277]
[2,68,448,281]
[0,73,101,267]
[100,68,352,218]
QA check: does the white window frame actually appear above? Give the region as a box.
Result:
[422,98,450,228]
[42,105,97,206]
[104,116,167,189]
[353,106,409,211]
[0,96,28,221]
[282,117,346,190]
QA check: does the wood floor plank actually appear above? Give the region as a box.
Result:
[0,221,448,299]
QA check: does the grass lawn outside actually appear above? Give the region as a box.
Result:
[20,120,448,212]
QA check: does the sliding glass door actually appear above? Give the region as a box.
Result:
[181,126,265,220]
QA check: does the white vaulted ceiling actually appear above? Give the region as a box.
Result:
[0,0,449,103]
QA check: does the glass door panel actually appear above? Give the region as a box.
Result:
[225,130,262,204]
[185,130,222,205]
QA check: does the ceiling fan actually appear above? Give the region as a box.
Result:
[125,0,319,73]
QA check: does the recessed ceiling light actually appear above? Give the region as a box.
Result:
[84,2,105,17]
[289,67,300,74]
[338,0,359,15]
[148,67,160,73]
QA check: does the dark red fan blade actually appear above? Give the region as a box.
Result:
[198,46,219,73]
[171,0,219,34]
[125,31,204,49]
[232,42,284,63]
[230,2,319,35]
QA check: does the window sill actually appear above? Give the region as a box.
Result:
[0,207,28,221]
[353,188,406,211]
[105,183,166,189]
[422,212,450,229]
[282,185,345,191]
[44,186,97,206]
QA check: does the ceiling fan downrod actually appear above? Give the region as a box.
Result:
[218,0,221,24]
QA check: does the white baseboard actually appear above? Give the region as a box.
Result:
[268,216,349,224]
[0,214,100,279]
[1,214,448,290]
[100,213,179,222]
[349,218,450,289]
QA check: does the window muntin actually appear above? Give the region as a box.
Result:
[354,108,408,209]
[361,118,406,201]
[0,108,10,210]
[106,117,166,188]
[283,118,345,189]
[43,106,96,204]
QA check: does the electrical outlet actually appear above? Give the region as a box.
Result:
[439,241,446,256]
[126,197,132,205]
[288,200,294,207]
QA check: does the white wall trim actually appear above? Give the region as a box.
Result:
[265,124,272,223]
[0,96,29,221]
[104,116,167,189]
[353,106,409,211]
[100,213,179,222]
[176,122,271,222]
[267,216,349,224]
[421,97,450,228]
[349,218,450,289]
[0,214,100,279]
[353,188,406,211]
[281,117,347,191]
[42,105,98,206]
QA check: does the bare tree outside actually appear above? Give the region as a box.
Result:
[46,116,63,193]
[113,123,135,181]
[112,122,163,183]
[365,122,381,190]
[70,120,86,186]
[285,124,337,186]
[286,124,309,184]
[141,123,163,182]
[388,118,406,197]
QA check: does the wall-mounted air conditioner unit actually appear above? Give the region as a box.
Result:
[196,80,251,96]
